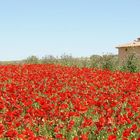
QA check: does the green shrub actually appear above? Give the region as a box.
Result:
[41,55,58,64]
[120,54,139,72]
[25,55,40,64]
[4,53,140,72]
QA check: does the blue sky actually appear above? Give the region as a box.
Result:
[0,0,140,60]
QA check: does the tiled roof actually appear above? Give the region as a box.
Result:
[116,38,140,48]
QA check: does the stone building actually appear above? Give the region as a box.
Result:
[116,37,140,64]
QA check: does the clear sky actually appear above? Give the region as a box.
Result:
[0,0,140,60]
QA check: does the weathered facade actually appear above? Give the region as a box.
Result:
[116,38,140,64]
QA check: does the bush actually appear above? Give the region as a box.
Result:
[6,53,140,72]
[41,55,58,64]
[25,55,40,64]
[89,55,101,68]
[120,54,139,72]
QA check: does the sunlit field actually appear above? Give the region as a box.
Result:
[0,64,140,139]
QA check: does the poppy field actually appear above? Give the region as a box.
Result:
[0,64,140,140]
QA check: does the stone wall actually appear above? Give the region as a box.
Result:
[118,47,139,65]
